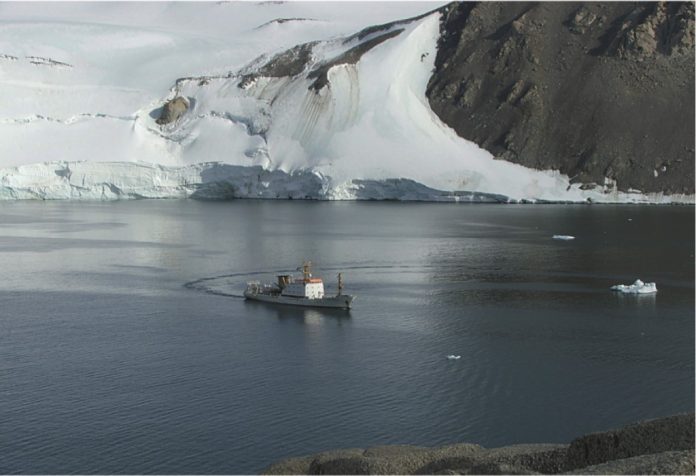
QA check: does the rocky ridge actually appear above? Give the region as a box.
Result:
[263,413,695,475]
[426,1,695,195]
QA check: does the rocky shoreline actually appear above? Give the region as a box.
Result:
[263,413,694,475]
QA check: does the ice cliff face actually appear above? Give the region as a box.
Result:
[0,2,693,202]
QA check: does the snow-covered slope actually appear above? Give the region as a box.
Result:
[0,2,692,203]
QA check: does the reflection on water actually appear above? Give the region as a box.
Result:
[614,292,657,309]
[0,200,693,474]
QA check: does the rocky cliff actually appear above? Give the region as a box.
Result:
[264,413,695,475]
[426,2,695,195]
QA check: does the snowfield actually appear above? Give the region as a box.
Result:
[0,2,693,203]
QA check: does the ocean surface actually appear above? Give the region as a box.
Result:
[1,200,693,474]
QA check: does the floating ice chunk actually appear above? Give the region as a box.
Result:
[552,235,575,240]
[447,355,461,360]
[610,279,657,294]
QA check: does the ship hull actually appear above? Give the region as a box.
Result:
[244,291,354,309]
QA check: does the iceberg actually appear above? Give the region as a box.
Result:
[552,235,575,240]
[446,355,461,360]
[610,279,657,294]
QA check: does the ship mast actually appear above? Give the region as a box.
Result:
[337,273,343,295]
[302,261,312,281]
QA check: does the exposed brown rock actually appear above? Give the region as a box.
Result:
[426,2,695,195]
[156,96,189,125]
[238,41,318,88]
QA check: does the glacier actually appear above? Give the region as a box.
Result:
[0,2,693,203]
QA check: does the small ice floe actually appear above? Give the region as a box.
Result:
[552,235,575,240]
[447,355,461,360]
[610,279,657,294]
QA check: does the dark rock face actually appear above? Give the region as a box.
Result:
[483,445,569,474]
[263,413,695,475]
[308,29,403,91]
[241,12,427,92]
[426,2,695,195]
[238,41,318,88]
[564,413,695,470]
[156,96,189,125]
[564,450,695,475]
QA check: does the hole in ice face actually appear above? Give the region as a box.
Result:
[54,167,71,178]
[149,106,164,120]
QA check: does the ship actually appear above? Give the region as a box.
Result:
[244,262,354,309]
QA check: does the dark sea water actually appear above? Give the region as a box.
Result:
[0,200,693,474]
